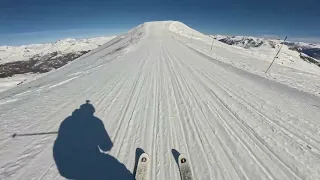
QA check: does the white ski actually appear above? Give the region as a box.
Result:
[178,154,193,180]
[135,153,150,180]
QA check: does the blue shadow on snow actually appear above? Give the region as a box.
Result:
[53,100,133,180]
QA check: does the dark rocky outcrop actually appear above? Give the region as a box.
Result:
[0,51,89,78]
[219,37,265,49]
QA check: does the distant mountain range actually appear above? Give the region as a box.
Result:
[211,35,320,66]
[0,36,116,64]
[0,36,115,78]
[1,34,319,80]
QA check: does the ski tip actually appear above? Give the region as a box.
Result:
[178,154,188,164]
[138,153,150,163]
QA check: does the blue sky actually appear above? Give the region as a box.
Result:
[0,0,319,45]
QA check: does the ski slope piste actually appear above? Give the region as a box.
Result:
[1,21,320,180]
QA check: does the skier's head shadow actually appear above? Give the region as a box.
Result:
[53,100,133,180]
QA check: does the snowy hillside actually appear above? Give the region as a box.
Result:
[1,21,320,180]
[0,36,116,64]
[0,36,115,92]
[211,35,320,65]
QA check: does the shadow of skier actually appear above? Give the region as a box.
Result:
[53,100,133,180]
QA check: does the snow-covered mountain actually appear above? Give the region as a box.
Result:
[211,35,320,65]
[212,35,271,48]
[211,35,320,50]
[0,36,115,92]
[0,36,116,64]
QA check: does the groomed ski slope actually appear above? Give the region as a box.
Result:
[1,21,320,180]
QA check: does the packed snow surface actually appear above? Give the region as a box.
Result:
[1,21,320,180]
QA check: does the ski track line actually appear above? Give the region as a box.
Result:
[0,98,19,106]
[47,76,80,89]
[151,41,164,179]
[155,56,162,179]
[164,44,185,180]
[38,164,54,180]
[197,77,280,179]
[132,51,155,155]
[208,82,303,180]
[214,73,320,152]
[95,71,131,123]
[130,54,154,158]
[163,44,191,152]
[92,65,128,109]
[181,39,320,142]
[185,64,246,180]
[180,78,230,179]
[112,55,149,157]
[182,56,293,179]
[160,43,180,180]
[187,76,254,180]
[88,64,133,160]
[173,45,280,180]
[168,38,278,179]
[39,164,61,180]
[163,44,212,179]
[195,59,320,151]
[180,35,320,178]
[224,83,320,147]
[104,57,145,166]
[158,50,172,180]
[161,40,183,180]
[171,41,261,178]
[179,49,305,179]
[171,41,256,177]
[215,72,320,140]
[156,44,169,180]
[164,44,242,180]
[162,44,191,154]
[170,37,268,179]
[109,55,144,138]
[184,49,319,177]
[105,58,143,135]
[95,71,128,115]
[200,69,318,179]
[168,41,248,180]
[164,44,224,179]
[116,55,150,160]
[150,53,159,180]
[121,53,156,169]
[187,38,320,100]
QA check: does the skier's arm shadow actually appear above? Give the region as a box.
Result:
[53,101,133,180]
